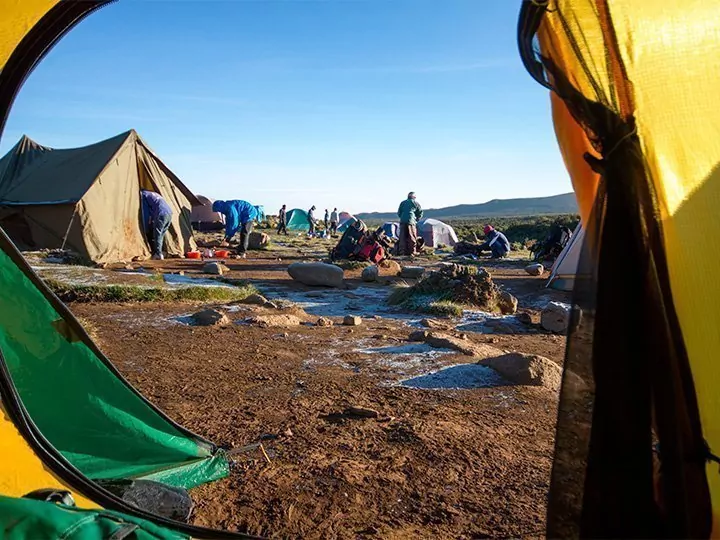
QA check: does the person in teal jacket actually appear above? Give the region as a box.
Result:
[212,200,259,257]
[397,192,423,255]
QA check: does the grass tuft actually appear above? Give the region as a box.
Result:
[45,279,257,304]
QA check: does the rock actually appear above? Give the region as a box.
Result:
[379,259,402,275]
[408,330,429,342]
[266,302,279,309]
[419,318,449,329]
[316,317,334,327]
[191,309,230,327]
[516,312,533,325]
[248,231,270,250]
[497,290,518,314]
[203,262,225,275]
[176,270,185,276]
[247,314,301,328]
[123,264,134,271]
[361,265,379,282]
[541,301,572,333]
[288,262,344,288]
[373,334,388,340]
[343,315,362,326]
[524,263,544,276]
[478,353,562,391]
[400,266,425,279]
[424,333,481,356]
[283,428,294,438]
[242,293,269,306]
[345,406,379,419]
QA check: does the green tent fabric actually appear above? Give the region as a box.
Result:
[285,208,309,231]
[0,230,229,490]
[0,496,188,540]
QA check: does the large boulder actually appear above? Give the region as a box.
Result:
[478,353,562,391]
[541,301,571,334]
[288,262,344,288]
[191,309,229,326]
[400,266,425,279]
[361,265,379,282]
[524,263,544,276]
[248,231,270,250]
[497,290,518,314]
[241,293,269,306]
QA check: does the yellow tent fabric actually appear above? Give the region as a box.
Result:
[0,404,95,508]
[0,0,60,71]
[537,0,720,532]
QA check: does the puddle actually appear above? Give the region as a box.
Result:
[161,273,235,289]
[399,364,507,390]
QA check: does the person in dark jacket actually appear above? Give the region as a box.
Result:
[213,200,259,258]
[277,204,288,235]
[140,190,173,260]
[324,209,330,232]
[307,206,317,236]
[479,225,511,258]
[397,192,423,256]
[330,208,339,235]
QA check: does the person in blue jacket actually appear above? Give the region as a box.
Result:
[140,190,173,260]
[479,224,511,259]
[212,200,259,258]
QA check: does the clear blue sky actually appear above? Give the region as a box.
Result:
[1,0,570,214]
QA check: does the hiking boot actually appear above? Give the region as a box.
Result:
[239,252,247,259]
[151,254,164,260]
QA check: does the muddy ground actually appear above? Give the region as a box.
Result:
[59,233,569,539]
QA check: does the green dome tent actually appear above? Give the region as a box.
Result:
[285,208,309,231]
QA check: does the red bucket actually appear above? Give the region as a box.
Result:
[215,250,230,259]
[186,251,201,259]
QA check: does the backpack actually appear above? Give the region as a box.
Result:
[356,240,385,263]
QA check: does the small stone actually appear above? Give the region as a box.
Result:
[247,315,301,328]
[176,270,185,276]
[316,317,333,327]
[516,312,533,325]
[345,407,379,419]
[347,329,354,334]
[266,302,279,309]
[191,309,230,327]
[283,428,294,438]
[124,264,134,271]
[373,334,388,340]
[379,259,402,275]
[400,266,425,279]
[524,263,545,276]
[497,290,518,314]
[541,301,572,334]
[242,293,269,306]
[343,315,362,326]
[408,330,429,342]
[203,262,225,275]
[361,265,380,282]
[288,262,344,288]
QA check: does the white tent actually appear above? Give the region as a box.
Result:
[546,225,584,291]
[191,195,225,230]
[418,218,458,248]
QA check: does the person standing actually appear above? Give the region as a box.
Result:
[478,225,511,258]
[277,204,288,235]
[141,189,173,260]
[324,209,330,232]
[212,200,259,258]
[307,205,317,237]
[330,207,339,235]
[397,192,423,256]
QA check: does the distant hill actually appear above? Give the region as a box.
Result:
[356,193,578,221]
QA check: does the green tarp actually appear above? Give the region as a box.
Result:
[0,496,187,540]
[0,240,229,489]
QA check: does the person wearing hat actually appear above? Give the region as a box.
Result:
[397,192,423,256]
[478,224,511,259]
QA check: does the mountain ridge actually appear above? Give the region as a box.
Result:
[356,192,578,221]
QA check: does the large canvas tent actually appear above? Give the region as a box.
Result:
[0,131,199,263]
[417,218,458,248]
[546,225,584,291]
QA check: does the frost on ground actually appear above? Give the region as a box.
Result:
[400,364,508,390]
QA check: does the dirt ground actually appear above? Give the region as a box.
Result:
[65,234,569,539]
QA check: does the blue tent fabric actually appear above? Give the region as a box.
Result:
[381,222,399,240]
